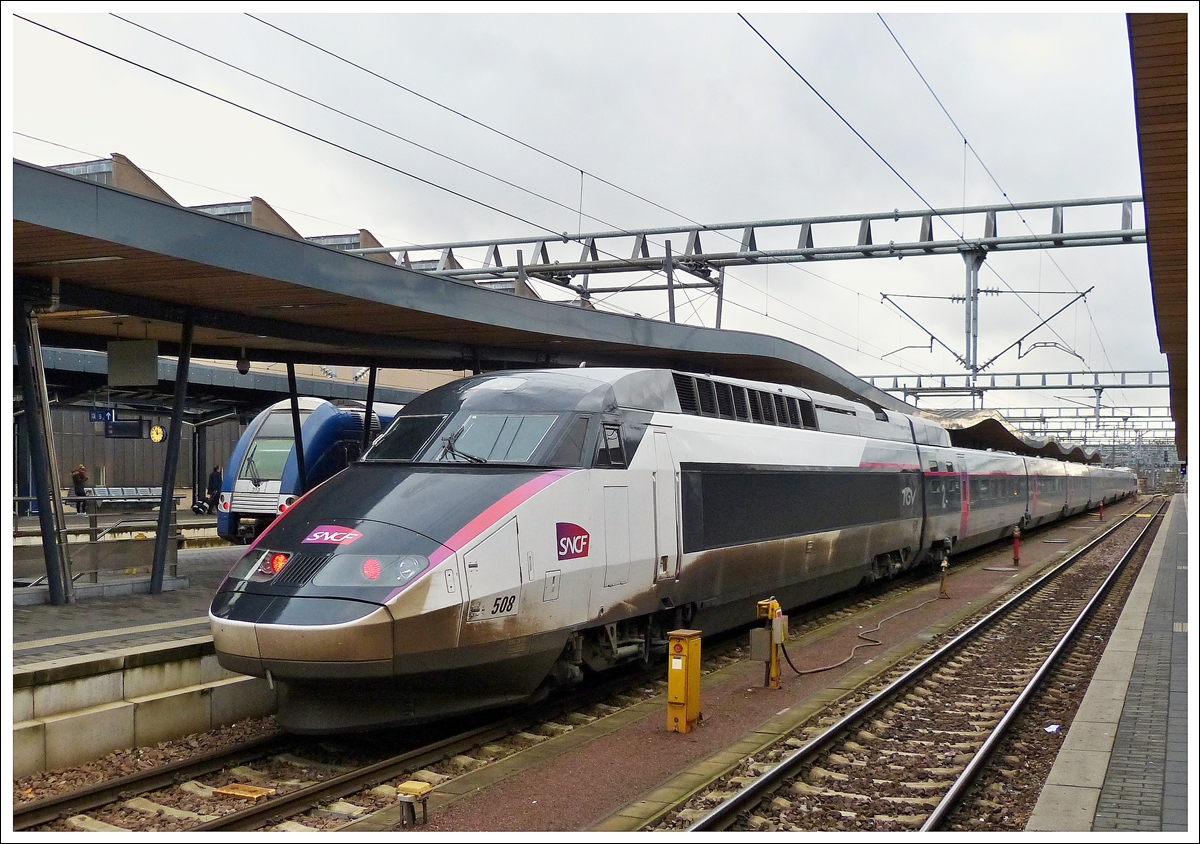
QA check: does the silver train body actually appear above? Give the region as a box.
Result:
[209,368,1136,732]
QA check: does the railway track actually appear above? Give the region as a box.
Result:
[15,504,1143,833]
[15,638,756,832]
[661,498,1164,832]
[12,524,976,832]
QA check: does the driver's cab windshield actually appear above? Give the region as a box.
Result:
[239,439,291,483]
[239,411,310,483]
[367,412,589,467]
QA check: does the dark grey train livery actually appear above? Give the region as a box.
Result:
[209,368,1136,732]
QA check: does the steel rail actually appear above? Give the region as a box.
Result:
[197,655,702,831]
[686,500,1149,831]
[13,732,293,830]
[190,720,507,831]
[922,497,1166,829]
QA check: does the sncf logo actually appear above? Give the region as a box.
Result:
[556,522,590,560]
[302,525,363,545]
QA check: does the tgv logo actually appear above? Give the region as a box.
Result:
[556,522,590,560]
[302,525,363,545]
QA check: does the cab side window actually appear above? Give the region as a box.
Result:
[594,423,626,468]
[547,416,591,467]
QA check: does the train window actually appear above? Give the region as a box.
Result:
[257,411,312,438]
[367,414,448,460]
[945,461,954,473]
[546,416,591,467]
[239,439,292,483]
[716,382,735,419]
[436,414,558,464]
[732,386,750,420]
[595,423,626,468]
[928,461,939,473]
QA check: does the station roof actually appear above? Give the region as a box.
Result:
[929,410,1102,464]
[30,347,420,425]
[12,159,913,416]
[1127,13,1188,462]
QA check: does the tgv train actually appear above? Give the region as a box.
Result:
[215,398,404,543]
[209,368,1136,732]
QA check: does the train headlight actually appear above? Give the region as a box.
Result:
[311,553,430,588]
[225,549,289,583]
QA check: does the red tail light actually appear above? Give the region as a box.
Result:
[260,551,290,575]
[362,558,381,580]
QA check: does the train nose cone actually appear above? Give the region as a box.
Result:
[211,588,401,679]
[210,517,449,680]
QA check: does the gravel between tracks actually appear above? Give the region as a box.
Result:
[13,717,279,806]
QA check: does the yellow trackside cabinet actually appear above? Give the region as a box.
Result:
[667,629,702,733]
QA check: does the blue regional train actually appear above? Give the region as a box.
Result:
[215,398,404,543]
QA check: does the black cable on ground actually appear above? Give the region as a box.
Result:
[779,594,943,676]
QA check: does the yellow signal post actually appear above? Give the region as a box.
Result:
[753,598,786,689]
[667,629,702,733]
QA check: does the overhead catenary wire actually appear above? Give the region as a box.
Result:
[108,13,748,317]
[15,15,568,237]
[105,14,696,288]
[877,13,1123,393]
[19,14,1013,380]
[109,13,637,238]
[94,13,911,348]
[245,13,731,237]
[16,13,671,290]
[743,13,1122,396]
[14,130,408,243]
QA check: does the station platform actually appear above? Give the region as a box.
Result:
[8,497,1192,832]
[1027,493,1191,832]
[11,511,228,607]
[10,542,243,669]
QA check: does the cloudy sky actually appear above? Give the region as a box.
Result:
[6,6,1186,430]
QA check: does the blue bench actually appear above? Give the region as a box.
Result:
[86,487,169,511]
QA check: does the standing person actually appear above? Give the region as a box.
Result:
[206,465,223,513]
[70,464,89,513]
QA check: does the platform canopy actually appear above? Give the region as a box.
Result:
[929,410,1102,464]
[12,159,922,417]
[1127,13,1188,462]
